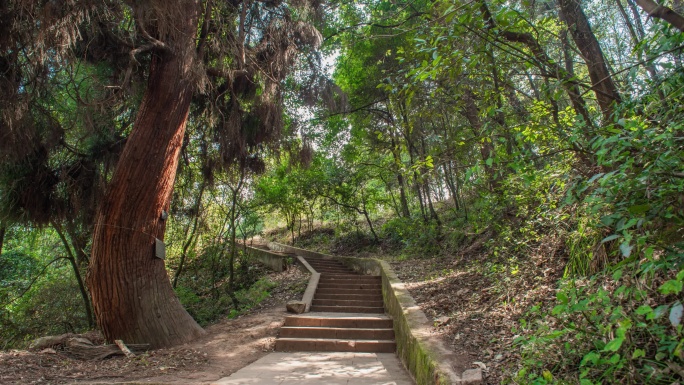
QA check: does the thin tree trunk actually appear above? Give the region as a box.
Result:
[227,176,243,310]
[53,222,94,328]
[424,182,441,226]
[389,134,410,217]
[616,0,665,100]
[173,181,206,288]
[627,0,647,38]
[0,226,5,257]
[462,88,498,191]
[558,0,622,121]
[442,163,460,210]
[616,0,640,42]
[88,1,205,348]
[361,204,379,243]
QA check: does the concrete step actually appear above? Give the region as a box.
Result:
[317,283,382,290]
[306,260,347,266]
[318,279,381,285]
[283,315,393,328]
[319,275,381,281]
[314,293,383,301]
[306,261,349,267]
[274,338,396,353]
[279,326,395,340]
[316,288,381,295]
[313,299,384,307]
[310,305,384,313]
[311,268,354,273]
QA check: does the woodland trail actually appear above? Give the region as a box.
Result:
[212,252,415,384]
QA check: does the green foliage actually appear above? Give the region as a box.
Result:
[1,227,91,348]
[381,217,441,256]
[176,277,277,326]
[514,250,684,384]
[1,259,88,348]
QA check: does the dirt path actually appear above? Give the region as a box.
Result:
[2,265,309,385]
[0,305,286,385]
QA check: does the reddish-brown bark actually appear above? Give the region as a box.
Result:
[87,2,205,348]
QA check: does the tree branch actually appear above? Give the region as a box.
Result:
[635,0,684,31]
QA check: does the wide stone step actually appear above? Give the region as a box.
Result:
[318,279,381,285]
[310,305,384,313]
[317,283,382,290]
[283,315,393,328]
[313,299,384,307]
[319,275,381,281]
[306,260,347,266]
[316,288,381,295]
[314,293,383,301]
[279,326,395,340]
[311,268,355,273]
[274,338,396,353]
[307,261,351,270]
[306,260,347,265]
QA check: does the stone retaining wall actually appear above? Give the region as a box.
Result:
[245,245,287,272]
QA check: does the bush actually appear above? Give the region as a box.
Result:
[380,216,441,257]
[1,259,88,349]
[512,249,684,384]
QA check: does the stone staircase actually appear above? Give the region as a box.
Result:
[275,256,396,353]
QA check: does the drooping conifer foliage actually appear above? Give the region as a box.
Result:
[0,0,324,347]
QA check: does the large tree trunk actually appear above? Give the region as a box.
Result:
[87,2,205,348]
[558,0,622,121]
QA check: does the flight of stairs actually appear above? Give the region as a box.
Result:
[275,256,396,353]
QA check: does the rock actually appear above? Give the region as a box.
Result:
[435,316,450,325]
[29,334,72,350]
[462,368,483,384]
[286,301,306,314]
[40,348,57,354]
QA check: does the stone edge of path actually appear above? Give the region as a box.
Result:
[267,242,483,385]
[294,255,319,312]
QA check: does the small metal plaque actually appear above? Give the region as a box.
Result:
[155,238,166,260]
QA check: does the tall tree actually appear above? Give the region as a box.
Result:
[1,0,322,347]
[88,1,206,348]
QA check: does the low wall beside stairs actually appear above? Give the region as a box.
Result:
[245,245,291,272]
[267,242,482,385]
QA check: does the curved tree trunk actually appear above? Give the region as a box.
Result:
[87,1,205,348]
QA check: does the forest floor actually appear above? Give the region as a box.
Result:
[388,236,565,384]
[0,266,308,385]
